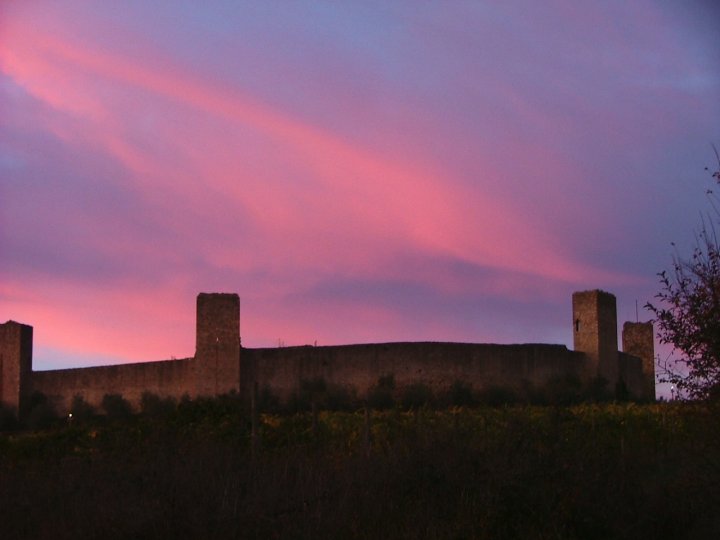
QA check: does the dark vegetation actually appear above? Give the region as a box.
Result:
[1,383,719,539]
[647,149,720,399]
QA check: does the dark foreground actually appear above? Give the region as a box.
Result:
[1,402,718,539]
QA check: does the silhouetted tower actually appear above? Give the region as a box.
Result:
[572,290,618,384]
[0,321,33,415]
[195,293,241,396]
[622,321,655,400]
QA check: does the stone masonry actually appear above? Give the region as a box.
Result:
[0,290,655,416]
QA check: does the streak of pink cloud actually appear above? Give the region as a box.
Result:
[0,20,633,287]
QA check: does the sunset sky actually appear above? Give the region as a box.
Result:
[1,2,719,380]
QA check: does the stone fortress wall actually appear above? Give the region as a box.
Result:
[0,290,655,416]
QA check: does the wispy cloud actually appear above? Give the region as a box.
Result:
[1,1,718,366]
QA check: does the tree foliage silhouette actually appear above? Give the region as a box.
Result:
[647,147,720,399]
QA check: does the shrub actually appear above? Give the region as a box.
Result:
[291,379,357,412]
[478,385,519,406]
[614,379,630,402]
[140,392,177,417]
[446,380,475,407]
[301,377,327,407]
[0,404,19,431]
[541,374,584,405]
[24,391,57,429]
[175,392,245,419]
[583,376,611,402]
[367,374,396,410]
[401,383,434,409]
[257,386,280,414]
[325,384,357,411]
[175,394,216,423]
[70,394,96,421]
[101,393,133,419]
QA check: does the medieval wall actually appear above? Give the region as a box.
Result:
[1,290,656,416]
[242,342,589,402]
[32,357,195,413]
[28,293,242,414]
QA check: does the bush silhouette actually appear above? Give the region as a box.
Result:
[584,376,611,402]
[446,380,475,407]
[24,391,56,429]
[101,393,132,419]
[325,384,356,411]
[70,394,96,421]
[541,374,583,405]
[0,404,19,431]
[257,385,280,413]
[367,374,396,410]
[615,379,630,402]
[478,385,519,406]
[140,392,176,417]
[401,383,434,409]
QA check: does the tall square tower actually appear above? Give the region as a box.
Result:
[572,290,618,384]
[622,321,655,400]
[0,321,33,415]
[195,293,241,397]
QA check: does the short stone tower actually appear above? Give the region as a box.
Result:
[194,293,241,397]
[0,321,33,414]
[572,290,618,384]
[622,321,655,400]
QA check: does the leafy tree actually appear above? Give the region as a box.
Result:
[647,149,720,399]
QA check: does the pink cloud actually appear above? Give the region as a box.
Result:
[4,2,712,372]
[1,19,631,288]
[1,277,195,365]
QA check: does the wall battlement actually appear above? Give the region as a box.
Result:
[0,290,655,416]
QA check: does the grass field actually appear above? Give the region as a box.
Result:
[1,400,718,539]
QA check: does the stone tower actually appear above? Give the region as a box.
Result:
[622,321,655,400]
[194,293,241,397]
[572,290,618,384]
[0,321,33,415]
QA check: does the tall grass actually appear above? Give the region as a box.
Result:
[0,402,718,539]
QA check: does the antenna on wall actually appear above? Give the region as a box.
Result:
[635,300,639,323]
